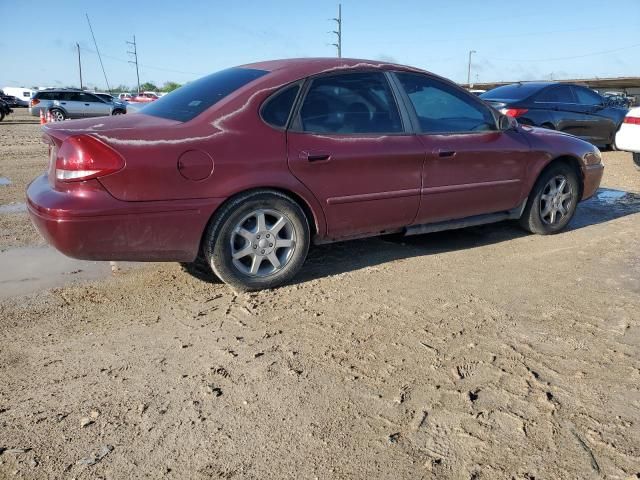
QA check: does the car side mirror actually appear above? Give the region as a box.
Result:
[499,115,517,131]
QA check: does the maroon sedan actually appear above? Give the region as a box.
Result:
[27,58,604,290]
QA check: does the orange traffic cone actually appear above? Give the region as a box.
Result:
[39,110,45,125]
[47,111,52,123]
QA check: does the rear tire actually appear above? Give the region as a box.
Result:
[203,190,310,291]
[519,162,580,235]
[49,108,66,121]
[633,152,640,170]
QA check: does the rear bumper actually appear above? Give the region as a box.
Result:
[615,124,639,153]
[27,174,223,262]
[582,163,604,200]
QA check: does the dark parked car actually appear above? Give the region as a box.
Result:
[27,58,604,290]
[0,92,20,108]
[0,98,13,121]
[480,82,627,149]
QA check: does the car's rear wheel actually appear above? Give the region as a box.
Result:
[519,162,580,235]
[633,152,640,170]
[0,111,4,122]
[49,108,66,122]
[204,190,310,291]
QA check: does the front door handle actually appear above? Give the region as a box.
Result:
[300,151,331,162]
[84,103,90,106]
[437,150,456,158]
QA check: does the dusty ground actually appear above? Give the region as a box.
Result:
[1,109,639,479]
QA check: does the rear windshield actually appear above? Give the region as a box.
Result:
[140,67,268,122]
[480,84,543,102]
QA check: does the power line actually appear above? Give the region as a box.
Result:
[78,46,205,76]
[85,14,111,93]
[486,42,640,63]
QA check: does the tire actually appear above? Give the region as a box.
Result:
[519,162,580,235]
[633,152,640,170]
[112,109,125,115]
[49,108,66,122]
[0,111,4,122]
[203,190,310,291]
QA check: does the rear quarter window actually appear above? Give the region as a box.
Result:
[141,67,268,122]
[261,84,300,128]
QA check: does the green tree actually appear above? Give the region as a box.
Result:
[139,82,158,92]
[113,84,131,94]
[161,81,182,93]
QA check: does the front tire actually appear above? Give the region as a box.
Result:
[204,190,310,291]
[633,152,640,170]
[519,162,580,235]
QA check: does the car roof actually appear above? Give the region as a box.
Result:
[239,57,426,78]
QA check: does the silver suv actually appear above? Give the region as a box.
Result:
[29,89,126,121]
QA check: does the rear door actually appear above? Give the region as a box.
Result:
[392,72,533,224]
[57,92,86,118]
[287,71,425,239]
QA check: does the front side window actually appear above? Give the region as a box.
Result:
[298,72,403,134]
[395,72,496,134]
[261,83,300,128]
[573,87,603,106]
[536,86,575,103]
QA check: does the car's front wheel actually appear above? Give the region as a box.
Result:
[204,190,310,291]
[633,152,640,170]
[519,162,580,234]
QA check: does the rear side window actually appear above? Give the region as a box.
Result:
[536,86,575,103]
[298,72,403,134]
[36,92,54,100]
[261,84,300,128]
[480,84,542,102]
[396,72,496,133]
[141,67,268,122]
[573,87,603,106]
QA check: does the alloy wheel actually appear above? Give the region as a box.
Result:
[230,209,296,277]
[539,175,574,225]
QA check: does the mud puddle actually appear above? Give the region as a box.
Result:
[0,202,27,214]
[0,246,139,300]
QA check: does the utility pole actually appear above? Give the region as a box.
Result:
[467,50,476,86]
[76,43,83,90]
[331,4,342,58]
[127,36,141,94]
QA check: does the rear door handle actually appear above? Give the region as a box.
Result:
[84,103,90,106]
[300,151,331,162]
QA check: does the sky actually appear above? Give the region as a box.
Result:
[1,0,639,91]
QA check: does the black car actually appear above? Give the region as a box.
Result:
[0,99,13,122]
[480,82,627,148]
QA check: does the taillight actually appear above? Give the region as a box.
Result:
[30,98,40,107]
[623,116,640,125]
[55,135,124,182]
[500,108,529,118]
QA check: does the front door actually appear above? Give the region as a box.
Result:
[287,71,424,239]
[392,72,533,224]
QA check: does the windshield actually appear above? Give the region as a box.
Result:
[480,84,543,102]
[140,67,268,122]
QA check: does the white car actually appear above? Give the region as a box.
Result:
[615,107,640,169]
